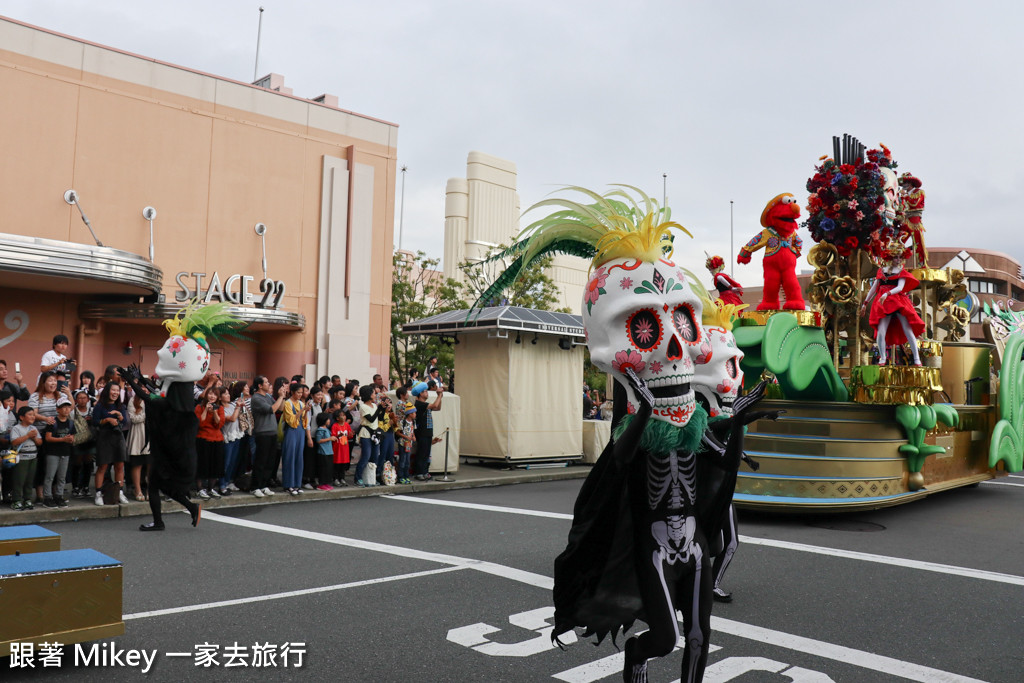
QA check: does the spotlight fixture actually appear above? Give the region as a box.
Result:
[142,206,157,261]
[531,333,538,345]
[558,337,573,351]
[254,222,268,278]
[63,189,103,246]
[515,332,521,344]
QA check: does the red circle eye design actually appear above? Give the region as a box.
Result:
[726,357,738,379]
[672,304,700,344]
[626,308,662,352]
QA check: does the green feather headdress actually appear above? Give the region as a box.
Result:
[163,300,250,351]
[469,185,691,313]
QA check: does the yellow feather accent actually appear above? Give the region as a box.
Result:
[702,300,748,331]
[593,212,689,270]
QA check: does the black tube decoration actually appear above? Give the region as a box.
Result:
[833,136,840,164]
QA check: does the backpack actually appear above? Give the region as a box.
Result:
[73,410,94,447]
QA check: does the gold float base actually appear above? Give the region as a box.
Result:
[736,309,823,327]
[848,365,944,405]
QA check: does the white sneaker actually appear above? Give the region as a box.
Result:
[253,488,265,498]
[94,492,104,506]
[227,483,240,492]
[118,489,129,505]
[302,483,314,490]
[198,489,211,500]
[262,487,275,496]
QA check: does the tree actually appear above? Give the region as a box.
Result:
[460,249,570,313]
[390,251,467,384]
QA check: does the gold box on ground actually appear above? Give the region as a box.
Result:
[0,549,124,651]
[0,525,61,556]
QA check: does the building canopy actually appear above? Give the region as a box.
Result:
[403,306,584,342]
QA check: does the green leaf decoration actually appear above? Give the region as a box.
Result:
[895,403,961,473]
[738,314,849,401]
[989,334,1024,471]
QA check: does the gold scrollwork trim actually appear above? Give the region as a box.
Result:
[910,268,949,284]
[736,476,905,499]
[737,310,823,328]
[916,340,943,357]
[848,365,944,406]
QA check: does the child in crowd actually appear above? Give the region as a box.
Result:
[195,385,225,500]
[70,389,96,498]
[397,402,416,485]
[42,395,75,507]
[9,406,42,509]
[313,412,334,491]
[0,389,13,501]
[331,410,353,486]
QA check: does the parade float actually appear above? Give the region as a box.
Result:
[728,135,1022,512]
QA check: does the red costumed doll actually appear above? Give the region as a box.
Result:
[705,254,743,306]
[860,240,925,366]
[737,193,806,311]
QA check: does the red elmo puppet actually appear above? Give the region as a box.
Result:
[737,193,806,311]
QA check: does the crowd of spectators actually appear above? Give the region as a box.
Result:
[0,334,448,510]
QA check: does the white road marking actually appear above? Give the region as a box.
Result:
[553,636,721,683]
[124,566,465,620]
[387,495,1024,587]
[982,479,1024,488]
[204,505,988,683]
[388,494,574,519]
[201,510,554,589]
[710,618,986,683]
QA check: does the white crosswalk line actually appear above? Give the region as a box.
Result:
[385,494,1024,586]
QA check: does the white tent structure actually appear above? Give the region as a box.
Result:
[403,306,585,463]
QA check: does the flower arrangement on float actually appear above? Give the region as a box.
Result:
[804,145,894,259]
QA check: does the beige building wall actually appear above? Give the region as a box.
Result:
[442,151,586,313]
[0,16,398,382]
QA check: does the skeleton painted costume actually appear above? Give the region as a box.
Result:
[120,301,247,531]
[691,301,755,603]
[472,187,774,683]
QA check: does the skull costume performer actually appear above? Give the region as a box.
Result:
[471,186,776,682]
[119,301,247,531]
[691,300,759,604]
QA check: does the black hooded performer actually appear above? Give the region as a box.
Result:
[470,186,779,682]
[120,301,247,531]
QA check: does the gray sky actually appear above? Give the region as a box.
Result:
[6,1,1023,286]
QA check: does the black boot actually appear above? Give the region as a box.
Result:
[713,586,732,603]
[622,637,648,683]
[139,521,165,532]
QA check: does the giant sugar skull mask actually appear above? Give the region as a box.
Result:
[583,257,704,425]
[692,325,744,418]
[154,335,210,389]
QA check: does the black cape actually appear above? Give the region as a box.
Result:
[144,382,198,495]
[551,397,744,645]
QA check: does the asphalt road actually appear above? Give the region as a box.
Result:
[5,473,1023,682]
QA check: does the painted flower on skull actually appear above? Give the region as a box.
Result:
[585,267,609,314]
[650,360,664,375]
[619,276,633,290]
[612,349,646,374]
[694,338,713,365]
[717,381,733,395]
[167,337,184,357]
